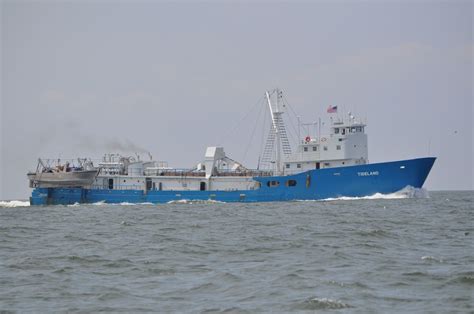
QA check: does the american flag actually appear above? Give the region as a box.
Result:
[327,105,338,113]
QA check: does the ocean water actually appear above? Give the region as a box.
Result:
[0,190,472,313]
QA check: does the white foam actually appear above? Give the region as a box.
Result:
[69,201,155,207]
[320,186,429,202]
[167,199,226,205]
[167,199,191,204]
[421,256,443,263]
[308,297,351,309]
[91,200,107,206]
[0,200,30,208]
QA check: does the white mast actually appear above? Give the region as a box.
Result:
[266,90,281,175]
[261,89,292,174]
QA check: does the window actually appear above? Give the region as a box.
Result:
[324,146,328,151]
[312,146,317,151]
[351,127,356,133]
[334,128,339,134]
[286,179,297,187]
[336,145,341,150]
[267,180,280,187]
[286,164,290,169]
[342,128,346,135]
[304,146,308,152]
[297,164,301,168]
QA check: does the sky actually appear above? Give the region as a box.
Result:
[1,0,472,200]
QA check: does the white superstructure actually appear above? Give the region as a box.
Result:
[93,147,271,192]
[85,89,369,192]
[282,116,368,174]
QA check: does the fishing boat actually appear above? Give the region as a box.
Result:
[28,89,436,205]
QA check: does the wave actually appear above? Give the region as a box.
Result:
[69,201,155,207]
[91,200,107,206]
[421,256,443,263]
[320,186,429,201]
[297,297,352,310]
[167,199,226,205]
[0,200,30,208]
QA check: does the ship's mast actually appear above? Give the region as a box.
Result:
[261,89,292,174]
[266,90,281,175]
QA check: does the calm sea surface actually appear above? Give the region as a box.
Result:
[1,191,473,313]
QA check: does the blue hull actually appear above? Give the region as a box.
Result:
[30,157,436,205]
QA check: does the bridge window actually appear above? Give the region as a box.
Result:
[304,146,308,152]
[267,180,280,187]
[286,179,297,187]
[337,145,341,150]
[334,128,339,134]
[312,146,317,151]
[285,164,290,169]
[297,164,301,168]
[324,146,328,151]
